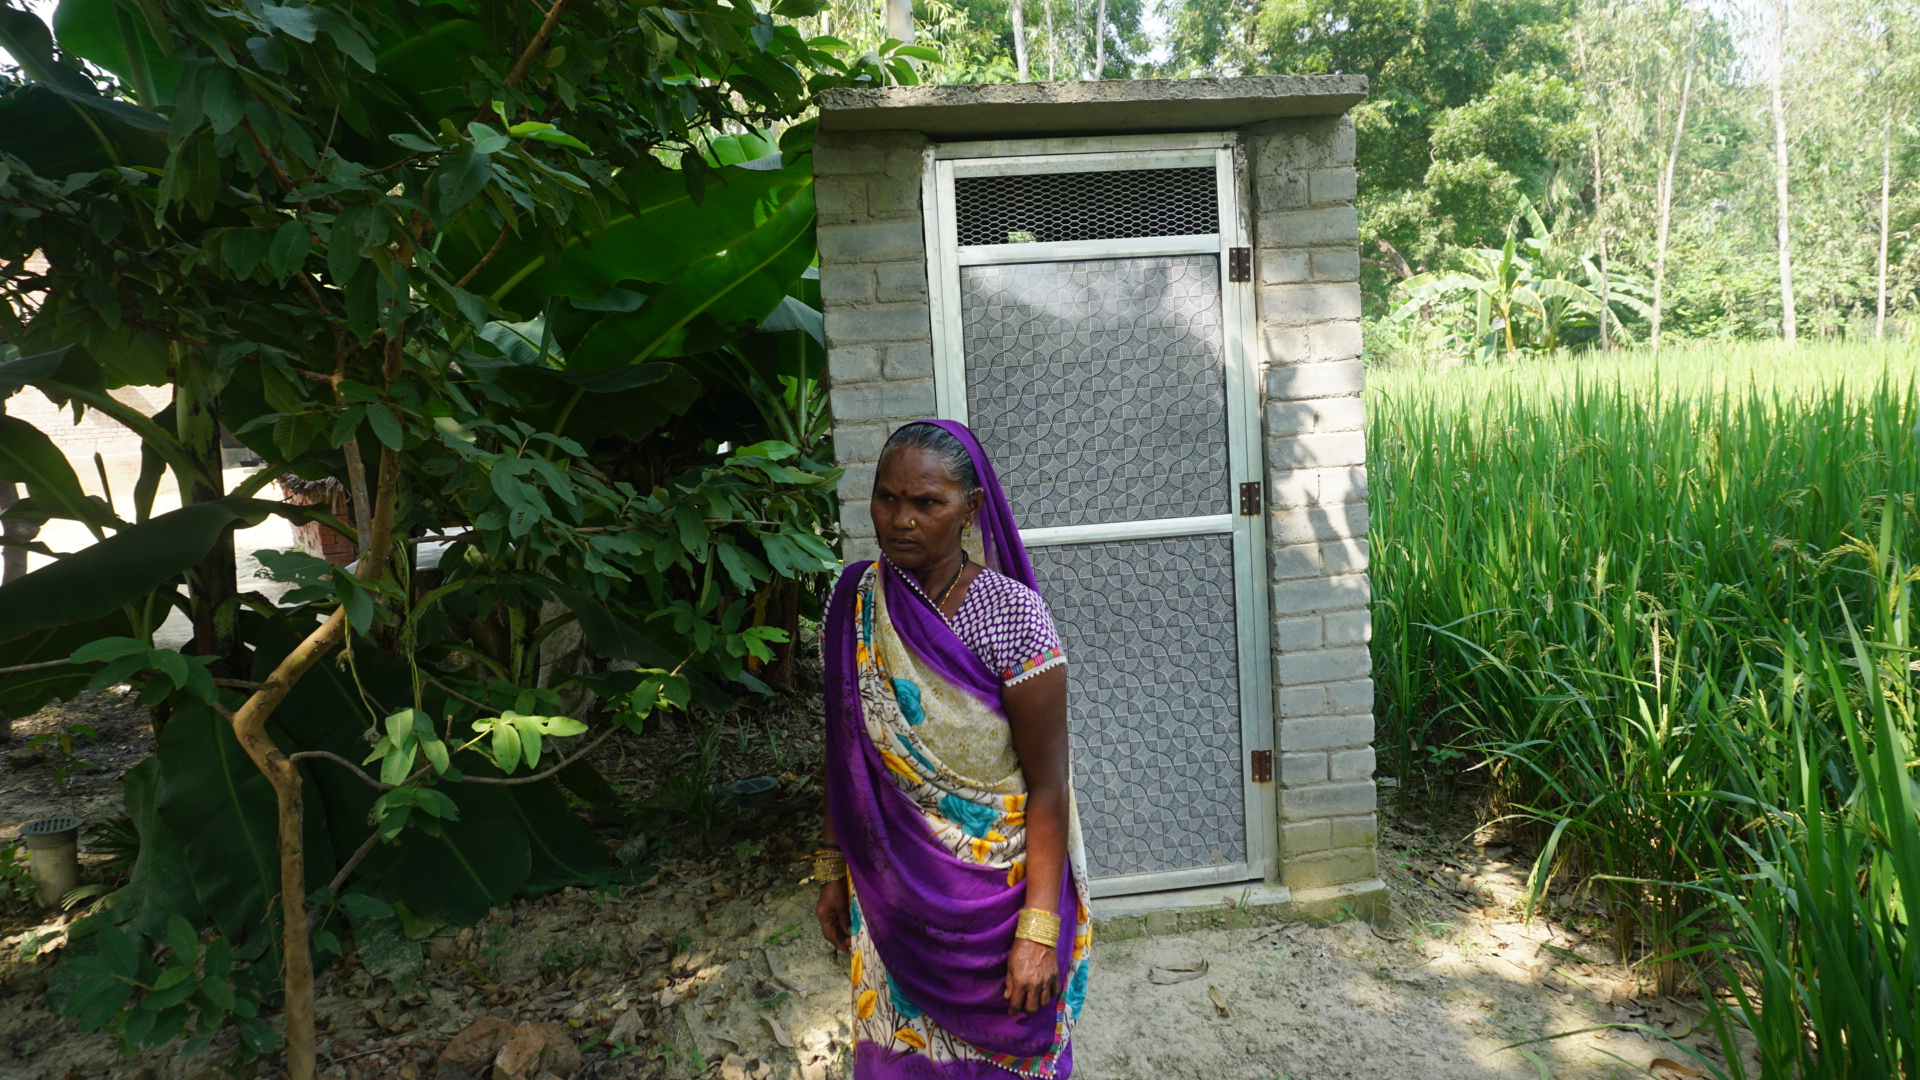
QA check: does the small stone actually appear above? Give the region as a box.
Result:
[440,1016,517,1075]
[492,1021,581,1080]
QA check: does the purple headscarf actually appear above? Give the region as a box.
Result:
[823,419,1076,1062]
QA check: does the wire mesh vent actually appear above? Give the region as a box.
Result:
[954,167,1218,247]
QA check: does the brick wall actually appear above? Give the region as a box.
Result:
[815,129,935,565]
[1245,115,1378,894]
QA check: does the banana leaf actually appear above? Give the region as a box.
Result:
[96,756,207,941]
[155,700,332,950]
[0,496,305,642]
[569,184,815,368]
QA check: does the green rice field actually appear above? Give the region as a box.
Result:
[1366,342,1920,1077]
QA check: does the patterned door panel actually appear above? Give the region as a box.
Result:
[1028,537,1245,879]
[961,253,1245,884]
[961,256,1230,530]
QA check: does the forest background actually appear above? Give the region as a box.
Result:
[812,0,1920,353]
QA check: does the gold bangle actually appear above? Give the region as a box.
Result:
[1014,907,1060,948]
[812,849,847,883]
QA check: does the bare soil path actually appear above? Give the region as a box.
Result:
[0,689,1744,1080]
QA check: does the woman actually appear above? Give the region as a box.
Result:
[814,420,1091,1079]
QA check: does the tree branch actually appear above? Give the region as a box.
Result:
[453,224,512,290]
[503,0,571,90]
[328,830,383,897]
[289,718,627,790]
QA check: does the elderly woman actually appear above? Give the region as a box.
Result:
[814,420,1091,1079]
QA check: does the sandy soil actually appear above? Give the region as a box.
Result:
[0,690,1747,1080]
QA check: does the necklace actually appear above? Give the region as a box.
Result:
[934,553,969,609]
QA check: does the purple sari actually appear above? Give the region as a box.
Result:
[824,420,1089,1078]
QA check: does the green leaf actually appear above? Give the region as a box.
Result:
[50,0,183,103]
[465,121,509,154]
[367,403,403,449]
[378,743,418,787]
[510,715,544,769]
[70,636,150,664]
[146,647,189,690]
[569,183,815,366]
[267,218,310,280]
[155,703,309,946]
[163,915,199,964]
[94,757,205,941]
[444,162,808,310]
[0,415,117,531]
[0,346,73,396]
[490,721,521,775]
[93,922,142,979]
[371,775,529,924]
[339,892,393,921]
[434,146,493,217]
[0,497,294,643]
[222,226,271,279]
[527,128,590,151]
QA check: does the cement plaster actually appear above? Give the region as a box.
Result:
[817,75,1368,139]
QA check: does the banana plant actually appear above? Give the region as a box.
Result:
[1390,201,1653,359]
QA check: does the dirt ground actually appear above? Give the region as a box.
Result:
[0,686,1748,1080]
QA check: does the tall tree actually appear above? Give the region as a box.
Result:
[1013,0,1030,78]
[1652,40,1696,351]
[1771,0,1798,345]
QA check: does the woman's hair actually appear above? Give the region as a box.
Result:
[879,422,981,497]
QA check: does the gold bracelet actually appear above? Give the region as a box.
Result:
[812,849,847,883]
[1014,907,1060,948]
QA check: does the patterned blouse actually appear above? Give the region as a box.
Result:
[893,561,1066,686]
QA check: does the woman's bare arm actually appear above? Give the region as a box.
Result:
[1001,663,1069,1013]
[816,770,852,951]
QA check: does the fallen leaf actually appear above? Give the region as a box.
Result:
[1207,985,1231,1018]
[1148,960,1209,985]
[1650,1059,1704,1078]
[761,1011,795,1048]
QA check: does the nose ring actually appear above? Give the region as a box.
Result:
[906,520,918,528]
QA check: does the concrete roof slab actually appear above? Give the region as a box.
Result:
[817,76,1368,139]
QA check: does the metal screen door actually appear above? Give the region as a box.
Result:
[923,135,1274,898]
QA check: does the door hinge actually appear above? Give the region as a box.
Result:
[1227,246,1252,283]
[1238,480,1262,516]
[1250,749,1273,783]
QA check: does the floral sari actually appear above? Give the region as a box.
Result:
[824,420,1092,1079]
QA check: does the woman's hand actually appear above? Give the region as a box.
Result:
[1003,938,1060,1015]
[816,879,852,952]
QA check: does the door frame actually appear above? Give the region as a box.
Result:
[920,132,1276,897]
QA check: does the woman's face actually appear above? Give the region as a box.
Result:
[871,446,981,572]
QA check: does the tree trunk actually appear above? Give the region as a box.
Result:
[1094,0,1106,78]
[1011,0,1029,80]
[885,0,913,43]
[1652,54,1694,353]
[1878,98,1893,341]
[1576,27,1610,352]
[174,353,240,673]
[229,608,347,1080]
[1770,0,1797,347]
[1045,0,1056,81]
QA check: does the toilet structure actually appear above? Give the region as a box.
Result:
[815,77,1383,919]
